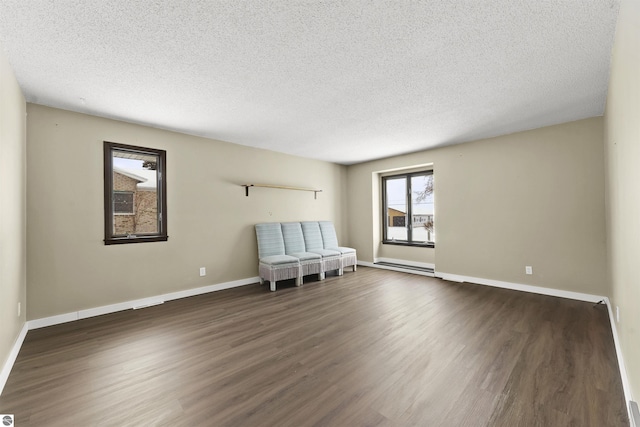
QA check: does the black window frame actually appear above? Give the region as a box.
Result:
[382,170,434,248]
[104,141,168,245]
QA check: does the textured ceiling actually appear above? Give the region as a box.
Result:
[0,1,620,165]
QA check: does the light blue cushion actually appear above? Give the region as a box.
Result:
[255,223,285,258]
[336,246,356,254]
[281,222,307,254]
[301,221,324,251]
[259,254,300,265]
[318,221,356,255]
[290,252,322,261]
[309,248,340,257]
[318,221,340,249]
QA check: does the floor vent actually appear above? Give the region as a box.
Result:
[374,261,434,274]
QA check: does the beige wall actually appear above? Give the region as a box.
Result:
[26,104,347,319]
[378,243,435,265]
[605,0,640,402]
[348,118,607,296]
[0,47,27,379]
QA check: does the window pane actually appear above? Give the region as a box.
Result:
[112,150,159,236]
[114,192,134,214]
[386,177,407,241]
[411,174,434,243]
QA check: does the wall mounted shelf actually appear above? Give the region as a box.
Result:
[242,184,322,199]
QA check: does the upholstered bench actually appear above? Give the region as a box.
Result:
[255,221,357,291]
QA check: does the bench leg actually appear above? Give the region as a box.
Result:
[270,281,276,292]
[260,277,265,285]
[338,268,343,276]
[353,264,357,272]
[319,272,325,280]
[296,276,302,286]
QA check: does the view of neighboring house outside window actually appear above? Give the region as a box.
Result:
[112,168,158,235]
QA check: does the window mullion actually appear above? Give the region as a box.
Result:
[406,175,412,242]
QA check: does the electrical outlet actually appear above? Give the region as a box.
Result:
[199,267,206,277]
[18,302,21,317]
[616,306,620,323]
[525,266,533,275]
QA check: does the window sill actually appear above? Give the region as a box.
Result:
[382,240,434,248]
[105,235,168,245]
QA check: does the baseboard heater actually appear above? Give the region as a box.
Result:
[374,261,434,274]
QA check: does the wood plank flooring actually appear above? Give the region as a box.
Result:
[0,267,628,426]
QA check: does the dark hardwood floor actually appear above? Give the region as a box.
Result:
[0,267,628,426]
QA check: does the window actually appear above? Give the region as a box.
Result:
[113,192,134,214]
[104,141,168,245]
[382,171,434,247]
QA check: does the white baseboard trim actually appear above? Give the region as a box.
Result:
[604,297,634,423]
[428,270,633,421]
[360,265,603,303]
[4,268,631,419]
[435,272,465,283]
[374,257,435,270]
[364,264,634,417]
[0,322,28,396]
[2,276,259,396]
[28,312,79,330]
[29,276,260,330]
[434,271,605,303]
[358,260,435,277]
